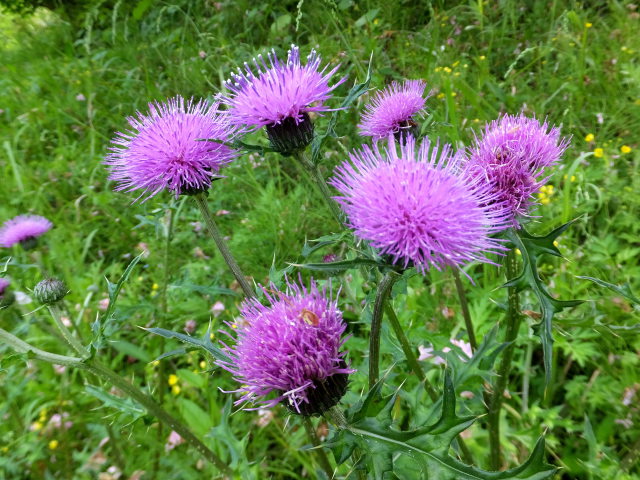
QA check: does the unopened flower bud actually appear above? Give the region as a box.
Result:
[34,278,68,305]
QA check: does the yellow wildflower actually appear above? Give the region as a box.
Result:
[152,283,159,291]
[168,374,179,386]
[515,249,521,256]
[435,67,442,72]
[443,66,452,73]
[479,55,486,60]
[48,440,59,450]
[593,148,604,158]
[31,421,43,432]
[584,133,594,142]
[620,145,631,154]
[171,385,181,396]
[437,92,446,99]
[585,22,592,28]
[199,360,206,369]
[553,240,559,247]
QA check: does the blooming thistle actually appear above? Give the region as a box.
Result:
[330,136,511,274]
[0,215,52,249]
[105,96,237,202]
[464,113,569,226]
[218,279,352,416]
[221,44,346,155]
[358,80,429,140]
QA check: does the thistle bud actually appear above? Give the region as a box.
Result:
[34,278,68,305]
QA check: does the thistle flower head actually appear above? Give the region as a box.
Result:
[0,215,52,249]
[222,44,346,129]
[330,136,510,273]
[219,279,352,415]
[358,80,428,140]
[105,96,237,202]
[465,113,569,225]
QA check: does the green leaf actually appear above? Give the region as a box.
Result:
[143,325,231,363]
[85,384,145,420]
[208,398,251,471]
[505,224,583,384]
[178,397,213,437]
[311,58,372,164]
[92,254,144,352]
[576,275,640,305]
[109,340,151,363]
[290,258,380,275]
[328,372,557,479]
[301,232,349,257]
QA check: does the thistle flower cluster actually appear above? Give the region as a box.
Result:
[0,215,52,249]
[331,136,511,273]
[464,113,570,225]
[218,280,352,415]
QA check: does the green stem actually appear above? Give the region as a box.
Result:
[368,271,400,389]
[383,304,437,400]
[488,249,522,470]
[323,406,348,429]
[154,206,174,476]
[194,192,255,299]
[302,417,334,478]
[48,304,87,357]
[294,150,344,227]
[384,304,475,465]
[0,327,232,476]
[452,269,478,352]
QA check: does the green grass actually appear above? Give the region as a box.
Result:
[0,1,639,478]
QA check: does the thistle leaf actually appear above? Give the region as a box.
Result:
[328,372,557,479]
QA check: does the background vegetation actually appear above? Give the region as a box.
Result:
[0,0,639,478]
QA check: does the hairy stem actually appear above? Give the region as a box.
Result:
[194,192,254,298]
[294,150,344,227]
[154,206,174,477]
[302,417,334,479]
[48,304,88,357]
[488,249,522,470]
[368,271,399,389]
[0,327,232,475]
[384,304,475,465]
[452,269,478,352]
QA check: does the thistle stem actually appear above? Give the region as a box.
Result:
[452,269,478,352]
[323,406,348,429]
[194,193,254,298]
[0,327,232,476]
[488,248,522,470]
[48,304,87,357]
[383,304,437,400]
[294,150,344,227]
[302,417,334,478]
[368,271,399,389]
[385,303,476,465]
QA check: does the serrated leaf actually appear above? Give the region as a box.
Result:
[576,275,640,305]
[143,326,231,363]
[328,372,557,479]
[301,232,349,257]
[85,384,145,420]
[208,397,251,471]
[505,225,583,384]
[290,258,380,275]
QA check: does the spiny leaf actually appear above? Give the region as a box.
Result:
[505,225,583,384]
[576,275,640,306]
[328,371,557,479]
[143,326,231,363]
[290,258,380,275]
[301,232,349,257]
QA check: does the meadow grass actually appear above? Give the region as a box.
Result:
[0,1,639,478]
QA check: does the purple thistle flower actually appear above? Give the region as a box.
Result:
[330,136,510,273]
[218,279,352,415]
[221,45,346,154]
[0,215,52,249]
[222,45,346,129]
[358,80,429,140]
[464,113,570,226]
[105,96,237,202]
